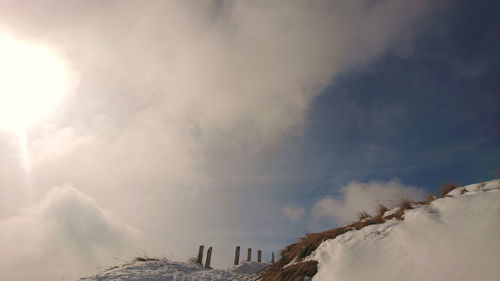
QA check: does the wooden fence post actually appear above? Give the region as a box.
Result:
[234,246,240,265]
[247,248,252,262]
[197,245,204,264]
[271,252,275,263]
[205,246,212,269]
[257,250,262,262]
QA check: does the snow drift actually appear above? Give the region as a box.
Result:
[310,179,500,281]
[78,260,269,281]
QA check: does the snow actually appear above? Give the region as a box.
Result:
[382,207,400,217]
[77,261,269,281]
[232,261,270,274]
[310,179,500,281]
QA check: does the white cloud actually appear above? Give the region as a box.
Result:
[29,124,94,166]
[0,185,141,281]
[0,0,441,185]
[282,205,305,222]
[0,0,439,156]
[313,179,425,225]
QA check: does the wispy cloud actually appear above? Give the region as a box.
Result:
[282,205,306,222]
[313,179,425,225]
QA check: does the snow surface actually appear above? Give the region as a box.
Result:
[310,179,500,281]
[78,261,269,281]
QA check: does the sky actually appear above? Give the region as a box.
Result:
[0,1,499,280]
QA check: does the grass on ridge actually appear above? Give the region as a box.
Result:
[261,182,459,281]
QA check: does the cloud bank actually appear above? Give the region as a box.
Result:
[0,186,140,281]
[0,0,438,171]
[313,179,425,225]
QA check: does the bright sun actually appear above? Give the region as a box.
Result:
[0,33,70,133]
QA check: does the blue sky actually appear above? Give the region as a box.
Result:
[305,0,499,191]
[238,0,500,249]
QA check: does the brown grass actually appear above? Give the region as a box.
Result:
[134,256,162,262]
[274,227,349,272]
[261,182,458,281]
[376,204,389,216]
[384,208,405,221]
[421,194,436,205]
[357,211,370,220]
[187,256,200,264]
[351,216,380,230]
[371,214,386,224]
[398,199,413,211]
[439,182,457,197]
[260,260,318,281]
[261,207,395,281]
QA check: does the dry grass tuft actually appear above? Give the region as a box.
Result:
[133,256,161,262]
[382,208,403,220]
[262,181,458,281]
[398,199,413,211]
[187,256,200,264]
[371,214,386,224]
[260,260,318,281]
[263,206,395,280]
[351,217,378,230]
[439,182,457,197]
[357,211,370,220]
[274,227,349,271]
[422,194,436,204]
[376,204,389,217]
[379,200,415,221]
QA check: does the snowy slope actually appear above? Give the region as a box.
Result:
[78,261,268,281]
[310,179,500,281]
[78,180,499,281]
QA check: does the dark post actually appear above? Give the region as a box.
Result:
[247,248,252,262]
[234,246,240,265]
[197,245,204,264]
[205,246,212,269]
[257,250,262,263]
[271,252,275,263]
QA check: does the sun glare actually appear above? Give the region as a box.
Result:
[0,33,71,133]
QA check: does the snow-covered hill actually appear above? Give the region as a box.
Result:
[77,179,499,281]
[310,179,500,281]
[78,260,269,281]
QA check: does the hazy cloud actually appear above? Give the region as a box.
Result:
[313,179,425,225]
[30,124,94,166]
[0,0,441,277]
[0,0,439,167]
[0,185,140,281]
[282,205,306,222]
